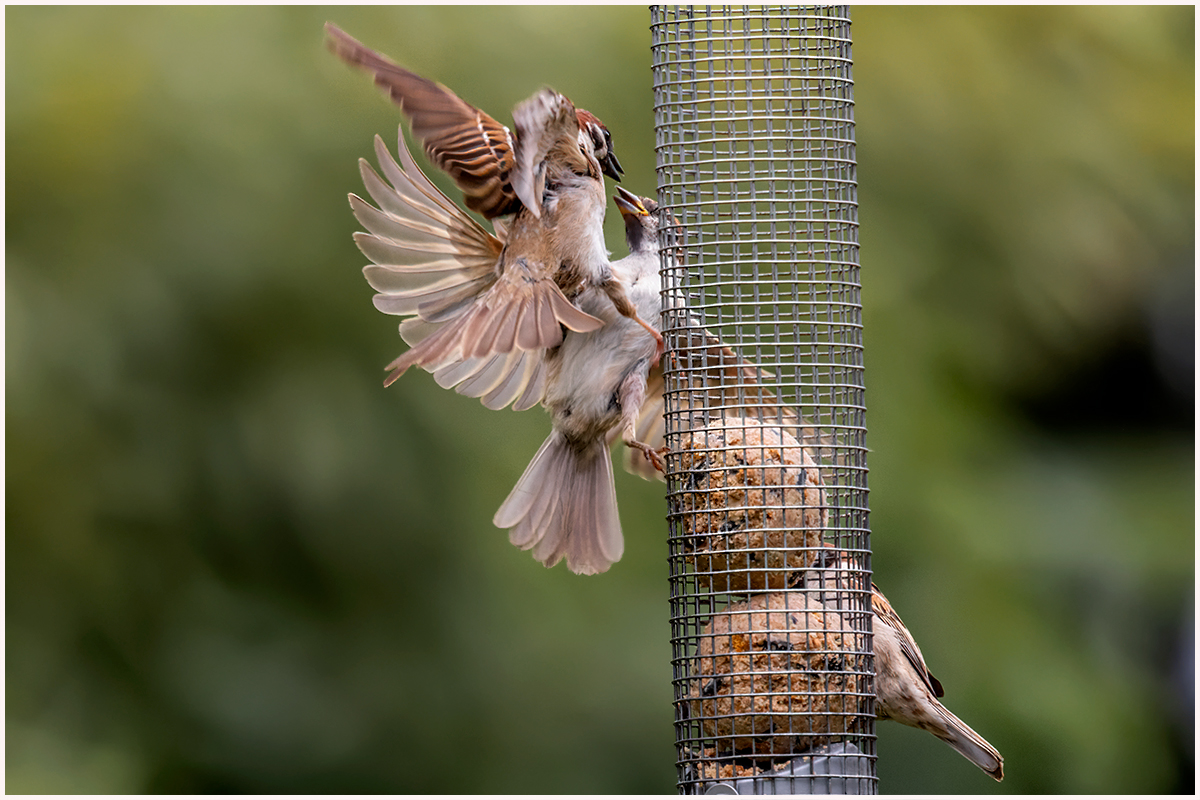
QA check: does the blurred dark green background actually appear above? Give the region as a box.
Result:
[7,6,1193,794]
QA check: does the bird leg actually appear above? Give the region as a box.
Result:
[628,439,668,474]
[601,278,665,362]
[617,363,668,474]
[638,316,667,364]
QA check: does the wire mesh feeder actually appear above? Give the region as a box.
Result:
[650,6,874,794]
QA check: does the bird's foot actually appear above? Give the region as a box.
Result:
[628,440,668,473]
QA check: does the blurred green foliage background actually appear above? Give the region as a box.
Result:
[6,6,1193,794]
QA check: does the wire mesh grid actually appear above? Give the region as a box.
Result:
[650,6,874,794]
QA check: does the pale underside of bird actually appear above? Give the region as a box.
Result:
[326,22,662,384]
[492,189,667,574]
[806,550,1005,781]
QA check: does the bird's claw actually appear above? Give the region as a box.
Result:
[630,442,668,474]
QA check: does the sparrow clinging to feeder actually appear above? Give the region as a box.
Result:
[806,549,1005,781]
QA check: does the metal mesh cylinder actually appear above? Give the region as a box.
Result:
[650,6,874,794]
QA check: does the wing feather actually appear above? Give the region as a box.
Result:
[326,23,520,219]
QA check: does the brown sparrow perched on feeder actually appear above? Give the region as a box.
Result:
[493,189,668,574]
[326,23,663,387]
[807,549,1005,781]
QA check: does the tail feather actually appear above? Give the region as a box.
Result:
[493,434,557,532]
[529,498,569,564]
[493,431,623,575]
[933,702,1005,781]
[565,449,623,573]
[516,469,558,547]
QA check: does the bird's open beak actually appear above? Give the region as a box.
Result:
[613,186,649,217]
[601,149,624,182]
[599,127,623,181]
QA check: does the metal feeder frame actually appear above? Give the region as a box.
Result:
[651,6,874,794]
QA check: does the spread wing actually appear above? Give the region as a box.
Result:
[354,131,502,323]
[327,23,520,219]
[352,128,547,411]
